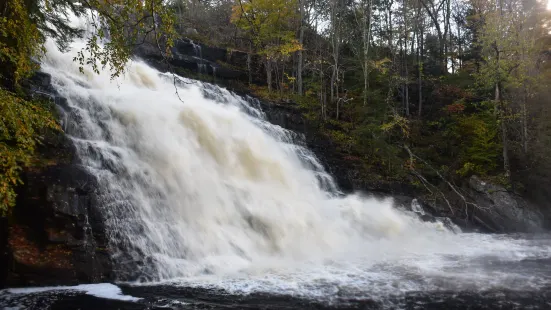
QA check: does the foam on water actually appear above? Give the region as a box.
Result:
[143,232,551,302]
[3,284,140,302]
[37,17,551,304]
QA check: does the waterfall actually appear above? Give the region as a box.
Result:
[190,39,206,75]
[190,39,202,61]
[40,36,443,281]
[39,31,551,300]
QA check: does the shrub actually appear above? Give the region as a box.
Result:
[0,90,59,212]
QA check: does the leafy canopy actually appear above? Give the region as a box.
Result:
[231,0,301,59]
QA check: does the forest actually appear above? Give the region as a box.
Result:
[1,0,551,214]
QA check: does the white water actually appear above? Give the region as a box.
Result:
[40,31,551,304]
[4,284,140,302]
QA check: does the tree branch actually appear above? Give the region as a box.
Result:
[403,145,488,218]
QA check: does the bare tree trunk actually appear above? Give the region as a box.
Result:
[334,67,340,119]
[274,61,280,93]
[280,61,285,97]
[494,0,510,181]
[319,48,326,120]
[449,22,454,74]
[387,0,394,52]
[177,0,184,32]
[330,0,341,108]
[522,87,528,153]
[405,64,409,115]
[323,79,327,120]
[410,27,416,56]
[444,0,451,73]
[418,6,423,117]
[330,0,335,104]
[361,0,373,106]
[331,66,336,104]
[363,63,369,106]
[496,82,510,178]
[418,47,422,116]
[297,0,305,96]
[291,56,296,93]
[314,18,325,120]
[457,20,462,70]
[419,0,445,74]
[336,98,339,120]
[266,58,272,92]
[247,44,252,85]
[403,0,409,116]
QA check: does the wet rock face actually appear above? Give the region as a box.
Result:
[134,39,264,84]
[1,147,113,288]
[0,73,113,288]
[7,164,112,286]
[467,175,544,233]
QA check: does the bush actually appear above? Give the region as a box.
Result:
[0,90,59,212]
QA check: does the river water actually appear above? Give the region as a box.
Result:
[1,20,551,309]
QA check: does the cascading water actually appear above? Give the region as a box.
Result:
[190,39,208,74]
[31,21,551,308]
[44,36,435,281]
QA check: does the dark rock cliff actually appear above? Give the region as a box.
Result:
[0,73,113,288]
[466,175,544,233]
[134,39,265,85]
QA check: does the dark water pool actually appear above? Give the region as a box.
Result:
[1,283,551,309]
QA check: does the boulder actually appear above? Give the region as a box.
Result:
[467,175,544,233]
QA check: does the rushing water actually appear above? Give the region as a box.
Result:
[2,26,551,309]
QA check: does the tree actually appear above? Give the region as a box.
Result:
[352,0,374,107]
[475,0,549,181]
[297,0,306,95]
[419,0,448,74]
[231,0,302,92]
